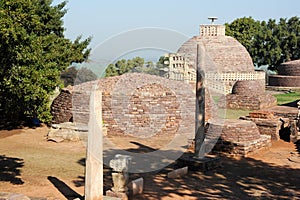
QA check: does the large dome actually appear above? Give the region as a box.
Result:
[177,35,254,73]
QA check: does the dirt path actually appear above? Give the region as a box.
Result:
[0,127,86,199]
[0,127,299,199]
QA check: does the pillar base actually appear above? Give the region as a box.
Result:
[106,190,129,200]
[178,153,221,171]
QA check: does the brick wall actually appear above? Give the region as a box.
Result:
[219,94,277,110]
[218,80,277,110]
[278,60,300,76]
[240,116,282,141]
[268,75,300,87]
[206,119,271,156]
[51,87,73,124]
[52,73,196,138]
[232,80,265,95]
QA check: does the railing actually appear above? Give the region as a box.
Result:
[164,71,266,94]
[206,71,265,81]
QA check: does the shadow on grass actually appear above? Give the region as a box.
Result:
[0,155,24,185]
[281,100,299,107]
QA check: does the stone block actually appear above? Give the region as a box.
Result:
[167,167,188,179]
[106,190,128,200]
[129,177,144,195]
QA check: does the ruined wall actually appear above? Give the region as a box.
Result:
[219,94,277,110]
[241,116,282,141]
[52,73,196,138]
[207,119,271,156]
[51,87,73,124]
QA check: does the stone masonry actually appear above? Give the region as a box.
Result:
[51,86,73,124]
[52,73,195,138]
[206,119,271,156]
[269,59,300,87]
[218,80,277,110]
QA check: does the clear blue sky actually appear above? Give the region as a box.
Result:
[53,0,300,49]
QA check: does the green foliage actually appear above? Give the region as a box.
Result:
[105,57,145,77]
[225,17,261,52]
[0,0,91,122]
[226,16,300,71]
[105,56,170,77]
[218,109,253,119]
[60,66,98,86]
[273,92,300,105]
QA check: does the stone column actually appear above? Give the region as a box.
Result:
[109,154,132,193]
[106,154,132,199]
[195,44,206,158]
[85,90,103,200]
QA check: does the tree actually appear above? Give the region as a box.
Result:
[225,17,261,53]
[105,57,145,77]
[226,16,300,71]
[0,0,91,122]
[60,66,98,86]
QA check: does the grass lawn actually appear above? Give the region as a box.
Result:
[214,91,299,119]
[218,109,253,119]
[273,92,300,105]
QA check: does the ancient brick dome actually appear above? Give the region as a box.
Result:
[177,35,254,72]
[207,119,261,143]
[232,80,265,95]
[269,59,300,87]
[277,60,300,76]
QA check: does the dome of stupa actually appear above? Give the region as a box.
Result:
[177,24,254,73]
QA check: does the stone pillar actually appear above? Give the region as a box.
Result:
[109,155,132,192]
[107,154,132,199]
[85,90,103,200]
[195,44,206,158]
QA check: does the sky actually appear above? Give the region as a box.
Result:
[53,0,300,48]
[52,0,300,71]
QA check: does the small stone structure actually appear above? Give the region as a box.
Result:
[218,80,277,110]
[269,60,300,87]
[208,119,272,156]
[240,111,284,141]
[107,154,132,199]
[51,86,73,124]
[47,122,88,142]
[242,109,300,142]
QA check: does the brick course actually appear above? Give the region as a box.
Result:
[52,73,196,138]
